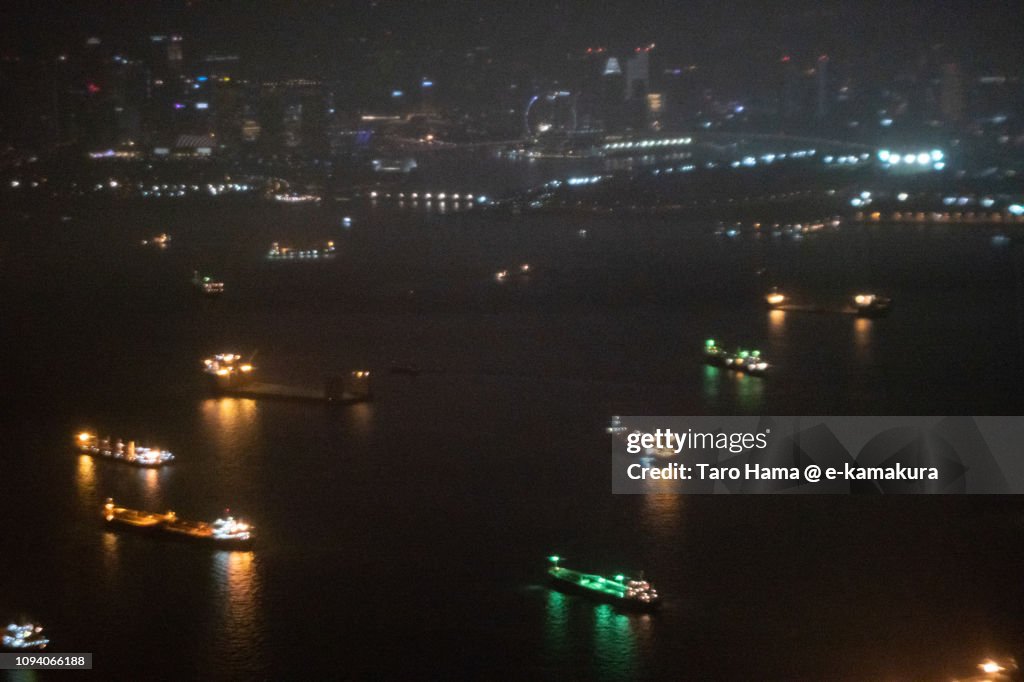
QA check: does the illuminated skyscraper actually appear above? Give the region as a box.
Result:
[625,49,650,101]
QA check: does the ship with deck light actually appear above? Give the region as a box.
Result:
[203,353,256,389]
[766,288,891,318]
[103,499,254,550]
[76,432,174,467]
[547,556,660,610]
[192,270,224,296]
[3,623,49,651]
[851,293,892,317]
[703,339,769,375]
[266,240,336,260]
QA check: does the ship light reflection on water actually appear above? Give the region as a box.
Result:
[544,588,569,653]
[544,582,643,675]
[101,530,120,575]
[201,398,258,455]
[140,467,161,507]
[592,604,637,675]
[702,364,720,401]
[734,369,764,412]
[854,316,873,358]
[211,549,264,675]
[642,491,683,546]
[76,454,97,504]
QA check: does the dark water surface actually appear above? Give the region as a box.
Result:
[1,200,1022,680]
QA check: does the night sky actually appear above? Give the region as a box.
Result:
[2,0,1021,80]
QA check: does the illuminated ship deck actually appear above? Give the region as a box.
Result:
[547,557,660,610]
[766,290,891,317]
[76,433,174,467]
[703,339,769,375]
[103,499,254,550]
[192,271,224,296]
[266,241,336,260]
[3,623,49,651]
[203,353,372,403]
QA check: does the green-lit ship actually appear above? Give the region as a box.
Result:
[703,339,769,375]
[547,556,660,611]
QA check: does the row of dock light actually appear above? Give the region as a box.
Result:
[368,191,486,203]
[645,149,828,177]
[601,137,693,151]
[877,149,946,171]
[853,210,1024,224]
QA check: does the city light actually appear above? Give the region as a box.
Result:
[5,6,1022,678]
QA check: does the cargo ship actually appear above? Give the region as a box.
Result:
[141,233,171,248]
[266,241,336,260]
[203,353,256,389]
[192,270,224,296]
[703,339,769,375]
[3,623,49,651]
[76,432,174,467]
[547,556,660,611]
[766,289,891,318]
[103,499,254,550]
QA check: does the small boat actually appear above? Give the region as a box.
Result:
[3,623,49,651]
[852,293,892,318]
[765,289,787,308]
[547,556,660,611]
[141,233,171,248]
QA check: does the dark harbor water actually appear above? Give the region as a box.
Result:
[1,199,1023,680]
